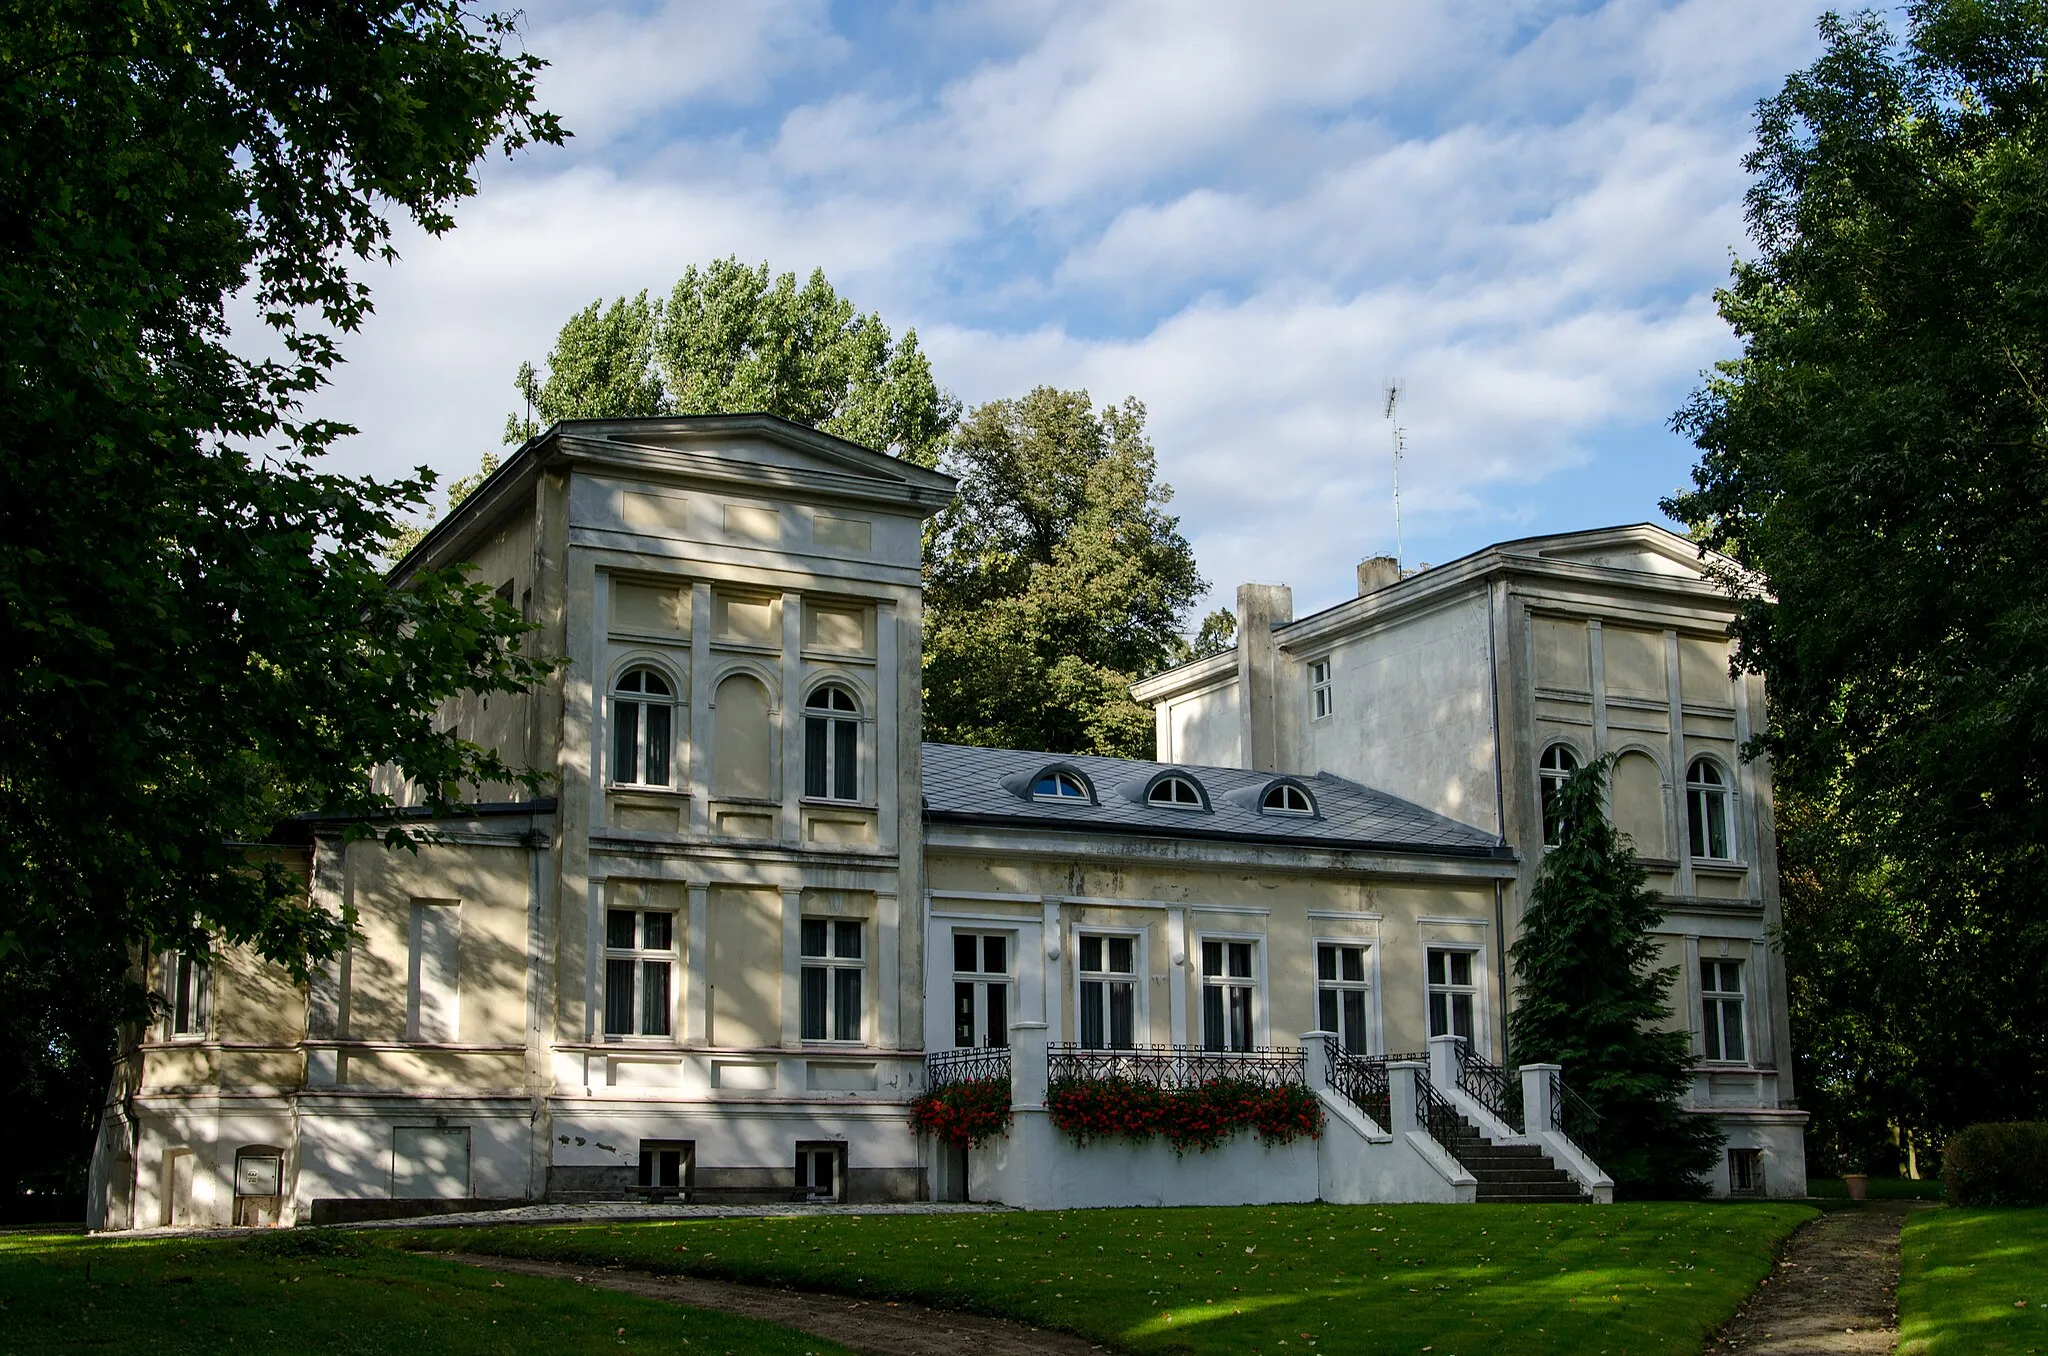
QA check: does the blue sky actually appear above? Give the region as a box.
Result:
[316,0,1840,617]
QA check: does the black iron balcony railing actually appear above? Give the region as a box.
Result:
[1047,1043,1305,1090]
[925,1045,1011,1090]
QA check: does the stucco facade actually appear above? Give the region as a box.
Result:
[1132,529,1809,1196]
[86,429,1803,1229]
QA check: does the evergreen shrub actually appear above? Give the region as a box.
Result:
[1941,1122,2048,1206]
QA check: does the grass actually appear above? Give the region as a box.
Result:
[1810,1176,1947,1201]
[1899,1206,2048,1355]
[413,1202,1814,1356]
[0,1227,852,1355]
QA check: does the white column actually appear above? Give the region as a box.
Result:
[1301,1031,1333,1092]
[685,883,710,1044]
[1428,1033,1462,1090]
[1388,1060,1426,1134]
[1040,897,1063,1042]
[1010,1021,1049,1108]
[876,890,899,1048]
[688,582,711,836]
[779,885,803,1045]
[1166,906,1188,1046]
[1520,1062,1560,1134]
[780,592,804,842]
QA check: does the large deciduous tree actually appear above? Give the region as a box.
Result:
[500,260,956,467]
[1665,2,2048,1147]
[925,388,1207,757]
[1508,758,1723,1198]
[0,1,561,1208]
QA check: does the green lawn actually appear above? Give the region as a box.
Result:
[1899,1207,2048,1355]
[1809,1176,1947,1201]
[0,1227,851,1355]
[417,1202,1813,1356]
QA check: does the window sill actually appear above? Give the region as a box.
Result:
[1691,859,1749,873]
[799,796,874,811]
[608,784,691,798]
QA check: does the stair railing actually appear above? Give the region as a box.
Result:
[1414,1066,1465,1157]
[1318,1035,1391,1132]
[1548,1068,1602,1147]
[1454,1041,1525,1134]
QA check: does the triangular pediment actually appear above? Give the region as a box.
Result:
[556,413,957,501]
[1507,524,1730,581]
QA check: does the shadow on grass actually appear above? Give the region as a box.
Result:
[1898,1206,2048,1355]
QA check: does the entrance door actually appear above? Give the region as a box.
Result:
[951,932,1009,1048]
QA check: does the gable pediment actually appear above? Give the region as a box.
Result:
[1509,525,1726,582]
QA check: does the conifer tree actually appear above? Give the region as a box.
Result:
[1508,756,1722,1197]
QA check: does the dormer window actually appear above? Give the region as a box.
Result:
[1260,781,1315,815]
[1032,770,1091,802]
[1147,775,1205,809]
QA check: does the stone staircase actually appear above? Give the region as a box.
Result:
[1439,1112,1589,1203]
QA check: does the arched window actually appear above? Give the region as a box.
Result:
[1260,781,1315,815]
[1032,769,1091,802]
[1686,757,1733,860]
[1147,774,1205,809]
[1538,743,1579,846]
[612,668,674,787]
[804,684,860,801]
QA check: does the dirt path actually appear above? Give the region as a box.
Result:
[1709,1205,1909,1354]
[449,1252,1105,1356]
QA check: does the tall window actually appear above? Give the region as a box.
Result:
[1539,743,1580,847]
[800,919,864,1042]
[1701,960,1746,1062]
[1686,758,1733,860]
[1317,943,1371,1053]
[952,933,1009,1047]
[1309,658,1333,720]
[1201,939,1256,1051]
[1078,934,1137,1049]
[1426,948,1477,1043]
[803,684,859,801]
[165,952,210,1038]
[611,668,674,787]
[604,908,675,1038]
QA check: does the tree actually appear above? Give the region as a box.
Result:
[0,2,562,1206]
[1664,2,2048,1141]
[1508,758,1722,1198]
[924,388,1207,757]
[503,259,956,467]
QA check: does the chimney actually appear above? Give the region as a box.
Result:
[1235,582,1292,773]
[1357,555,1400,595]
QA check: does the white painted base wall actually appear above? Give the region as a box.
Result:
[971,1109,1319,1211]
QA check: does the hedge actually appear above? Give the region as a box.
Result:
[1940,1121,2048,1206]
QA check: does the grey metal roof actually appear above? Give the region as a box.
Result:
[921,743,1507,858]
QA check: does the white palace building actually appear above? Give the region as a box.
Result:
[87,416,1807,1229]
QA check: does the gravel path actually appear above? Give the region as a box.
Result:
[1708,1205,1909,1354]
[450,1252,1106,1356]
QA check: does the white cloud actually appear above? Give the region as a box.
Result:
[308,0,1830,613]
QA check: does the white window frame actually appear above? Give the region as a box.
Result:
[1261,781,1316,815]
[162,951,211,1041]
[1700,958,1748,1063]
[1424,944,1483,1048]
[1538,742,1581,848]
[950,929,1012,1048]
[1314,939,1376,1054]
[802,683,862,803]
[1309,658,1333,720]
[1075,928,1145,1050]
[1686,757,1735,862]
[800,917,866,1044]
[1031,769,1091,803]
[1198,933,1263,1051]
[609,665,678,789]
[603,907,677,1040]
[1147,774,1206,809]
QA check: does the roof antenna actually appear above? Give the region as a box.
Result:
[1382,378,1405,572]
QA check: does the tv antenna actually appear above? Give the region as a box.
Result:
[1382,379,1405,571]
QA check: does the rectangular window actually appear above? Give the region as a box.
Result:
[165,952,211,1038]
[1701,960,1747,1062]
[407,902,461,1043]
[800,918,865,1042]
[603,908,676,1039]
[951,932,1010,1048]
[1078,934,1138,1049]
[1309,658,1333,720]
[1426,948,1477,1043]
[1200,939,1256,1051]
[1316,943,1372,1053]
[795,1143,843,1202]
[637,1140,689,1190]
[1728,1146,1764,1195]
